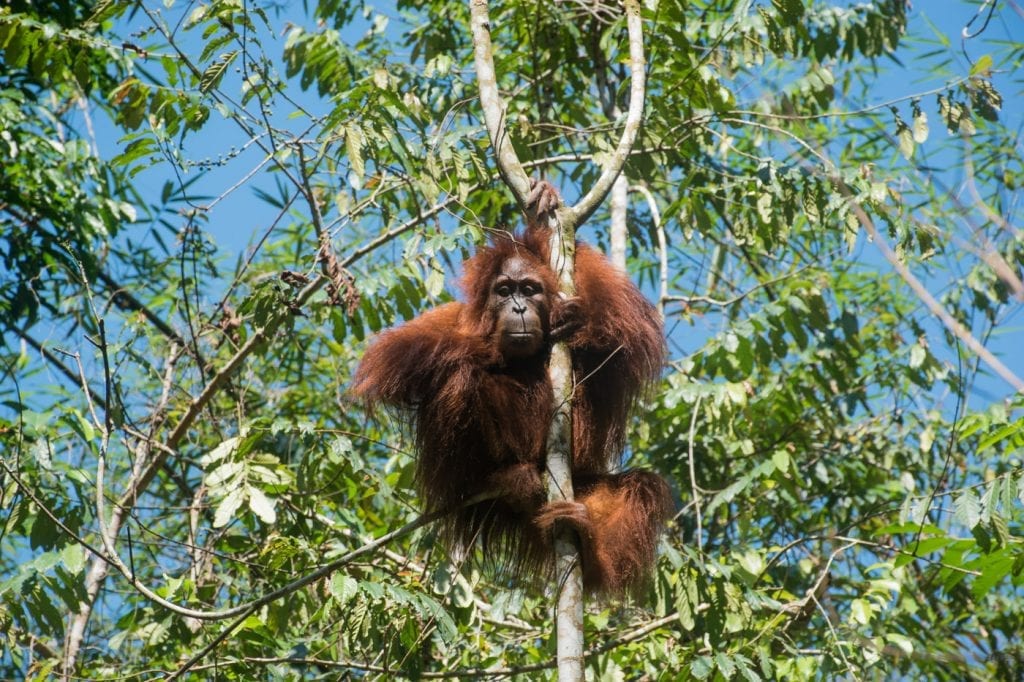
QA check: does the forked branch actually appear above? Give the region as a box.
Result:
[467,2,647,680]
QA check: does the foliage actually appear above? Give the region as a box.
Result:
[1,0,1022,679]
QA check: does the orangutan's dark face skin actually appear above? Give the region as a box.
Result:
[489,256,549,359]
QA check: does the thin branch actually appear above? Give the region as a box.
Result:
[686,395,703,553]
[16,329,107,409]
[469,0,531,204]
[609,175,629,269]
[62,175,539,668]
[184,608,684,679]
[808,542,857,675]
[113,501,442,624]
[593,613,681,654]
[729,77,972,123]
[628,184,667,319]
[571,0,646,226]
[0,458,111,578]
[838,181,1024,393]
[315,512,537,632]
[186,655,557,679]
[95,270,189,350]
[468,5,649,680]
[663,266,814,310]
[167,605,259,681]
[164,490,508,676]
[727,111,1024,395]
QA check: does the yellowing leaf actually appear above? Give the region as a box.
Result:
[970,54,993,76]
[913,110,929,143]
[898,126,914,160]
[919,426,935,453]
[200,50,238,94]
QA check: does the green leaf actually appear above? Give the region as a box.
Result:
[425,265,445,298]
[330,573,359,606]
[346,122,365,187]
[30,439,52,469]
[912,536,955,555]
[771,448,791,473]
[919,426,935,453]
[202,437,240,466]
[30,512,59,550]
[200,50,238,94]
[885,633,914,656]
[970,54,993,76]
[850,598,872,625]
[691,655,714,679]
[971,552,1013,599]
[61,543,86,574]
[756,192,773,224]
[977,420,1023,452]
[953,490,982,530]
[205,460,242,488]
[979,479,999,524]
[675,572,700,631]
[716,652,737,678]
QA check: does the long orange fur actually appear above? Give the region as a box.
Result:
[353,224,672,594]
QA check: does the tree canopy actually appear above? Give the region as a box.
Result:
[1,0,1023,679]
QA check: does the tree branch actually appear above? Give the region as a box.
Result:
[468,2,584,678]
[836,179,1024,394]
[469,0,532,206]
[628,183,667,319]
[570,0,646,226]
[609,175,629,269]
[468,4,649,679]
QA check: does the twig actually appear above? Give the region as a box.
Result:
[571,0,647,226]
[628,184,667,319]
[726,111,1024,394]
[609,176,629,269]
[839,182,1024,393]
[687,395,703,553]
